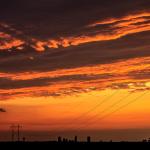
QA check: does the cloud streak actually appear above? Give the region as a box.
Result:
[25,12,150,51]
[0,0,150,100]
[0,23,25,50]
[0,11,150,52]
[0,56,149,100]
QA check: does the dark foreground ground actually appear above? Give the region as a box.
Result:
[0,142,150,148]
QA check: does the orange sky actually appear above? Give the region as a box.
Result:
[0,89,150,131]
[0,2,150,141]
[0,56,150,131]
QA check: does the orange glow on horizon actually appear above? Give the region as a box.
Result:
[0,90,150,131]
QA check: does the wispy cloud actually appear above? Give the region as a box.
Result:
[88,12,150,27]
[31,12,150,51]
[0,56,149,100]
[0,23,25,50]
[0,11,150,52]
[0,0,150,100]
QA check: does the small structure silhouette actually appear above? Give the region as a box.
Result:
[63,138,68,142]
[74,136,78,142]
[58,136,62,142]
[142,139,147,142]
[22,137,26,142]
[87,136,91,143]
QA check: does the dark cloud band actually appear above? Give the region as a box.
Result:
[0,0,150,99]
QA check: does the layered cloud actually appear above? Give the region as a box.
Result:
[0,11,150,52]
[0,56,149,100]
[0,0,150,100]
[32,12,150,51]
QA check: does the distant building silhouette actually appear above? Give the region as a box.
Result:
[142,139,147,142]
[58,136,62,142]
[74,136,78,142]
[22,137,26,142]
[63,138,65,142]
[63,138,68,142]
[87,136,91,143]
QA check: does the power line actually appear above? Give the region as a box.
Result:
[71,91,132,130]
[66,90,116,116]
[68,90,119,123]
[76,91,148,130]
[95,91,148,123]
[82,92,132,123]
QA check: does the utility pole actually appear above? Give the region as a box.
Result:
[17,124,22,142]
[10,124,22,142]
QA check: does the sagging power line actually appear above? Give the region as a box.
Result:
[76,91,148,130]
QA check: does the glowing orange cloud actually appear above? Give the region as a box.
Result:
[88,12,150,27]
[0,57,149,81]
[31,41,46,52]
[0,32,11,38]
[32,12,150,51]
[0,39,24,50]
[0,12,150,52]
[0,23,25,50]
[0,56,149,100]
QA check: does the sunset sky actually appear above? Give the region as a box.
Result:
[0,0,150,141]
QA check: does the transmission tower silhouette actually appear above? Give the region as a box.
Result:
[10,124,22,142]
